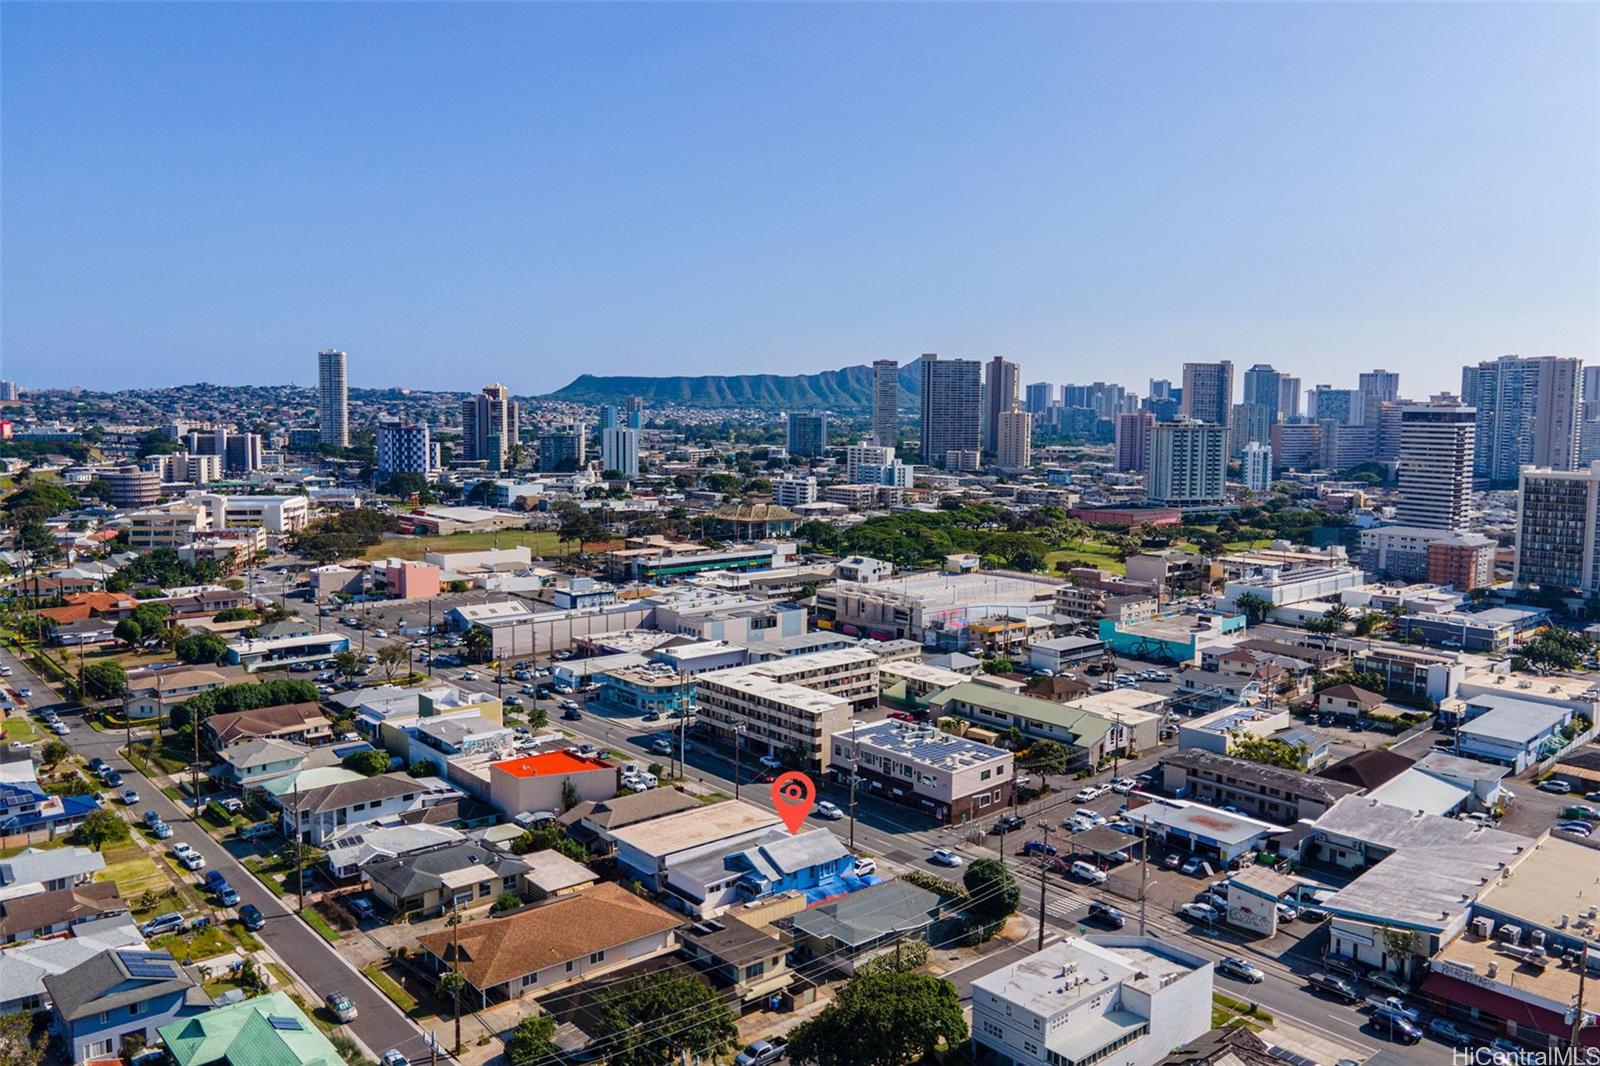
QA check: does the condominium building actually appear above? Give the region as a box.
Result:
[376,421,434,484]
[785,412,829,458]
[1464,354,1581,486]
[1146,420,1227,507]
[845,443,895,483]
[1394,399,1475,531]
[193,494,311,534]
[601,426,640,478]
[994,407,1032,471]
[1241,363,1283,425]
[1180,360,1234,429]
[695,668,854,773]
[773,476,817,508]
[1114,411,1153,473]
[1230,402,1271,457]
[100,466,163,508]
[871,359,900,448]
[1024,382,1055,414]
[1358,368,1400,424]
[1270,422,1323,472]
[1277,374,1302,420]
[920,354,982,465]
[317,349,349,447]
[537,425,586,472]
[183,428,262,473]
[148,453,223,486]
[462,383,519,470]
[1242,441,1272,492]
[127,501,214,549]
[982,356,1021,454]
[1514,461,1600,595]
[1309,385,1362,425]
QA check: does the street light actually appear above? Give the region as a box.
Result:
[733,724,747,800]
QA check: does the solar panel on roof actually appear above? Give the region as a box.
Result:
[267,1015,304,1031]
[117,950,177,979]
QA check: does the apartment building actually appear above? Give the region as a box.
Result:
[695,669,855,774]
[827,719,1013,824]
[1146,420,1227,507]
[126,501,213,549]
[193,494,311,534]
[1514,460,1600,595]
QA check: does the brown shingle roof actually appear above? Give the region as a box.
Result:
[206,703,330,745]
[0,882,124,939]
[416,882,679,990]
[1317,683,1385,708]
[1316,748,1415,791]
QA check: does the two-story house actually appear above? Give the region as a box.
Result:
[0,847,105,902]
[211,739,308,788]
[664,827,853,917]
[364,842,531,917]
[277,773,460,847]
[43,948,208,1062]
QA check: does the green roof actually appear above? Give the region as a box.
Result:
[159,991,341,1066]
[928,681,1114,746]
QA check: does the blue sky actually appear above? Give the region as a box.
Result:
[3,3,1595,396]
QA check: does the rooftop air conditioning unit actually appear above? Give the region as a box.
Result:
[1486,961,1500,979]
[1497,924,1523,946]
[1472,917,1494,939]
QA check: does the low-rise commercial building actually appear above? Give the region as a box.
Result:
[612,801,781,891]
[1159,749,1359,825]
[827,720,1014,825]
[487,750,617,819]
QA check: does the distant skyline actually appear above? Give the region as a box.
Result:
[3,3,1595,396]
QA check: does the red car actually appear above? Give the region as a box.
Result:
[886,711,917,722]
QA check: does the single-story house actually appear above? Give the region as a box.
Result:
[1316,684,1386,721]
[365,841,530,917]
[789,880,945,968]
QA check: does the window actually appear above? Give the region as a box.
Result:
[980,769,992,781]
[565,960,575,973]
[98,1011,110,1025]
[589,950,606,964]
[478,881,492,898]
[978,794,991,808]
[128,1000,145,1017]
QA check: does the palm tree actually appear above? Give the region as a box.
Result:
[1233,592,1272,626]
[462,626,493,664]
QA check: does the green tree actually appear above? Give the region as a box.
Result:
[376,642,411,681]
[962,858,1020,927]
[129,601,172,634]
[40,739,70,767]
[593,971,736,1066]
[524,703,548,730]
[560,779,581,812]
[787,970,968,1066]
[81,661,128,700]
[505,1013,556,1065]
[112,618,144,646]
[1018,738,1069,777]
[333,650,363,680]
[408,759,435,777]
[0,1009,43,1066]
[1232,592,1272,625]
[492,892,526,914]
[981,658,1016,675]
[342,750,391,776]
[509,826,588,862]
[72,808,131,850]
[461,626,492,663]
[174,630,229,665]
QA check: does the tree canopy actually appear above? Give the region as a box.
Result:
[787,970,968,1066]
[591,972,736,1066]
[171,679,319,733]
[81,661,128,700]
[175,630,229,665]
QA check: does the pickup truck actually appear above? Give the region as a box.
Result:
[734,1036,788,1066]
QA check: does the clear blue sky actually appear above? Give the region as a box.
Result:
[3,3,1595,396]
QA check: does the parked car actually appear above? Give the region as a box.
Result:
[103,771,123,788]
[1364,970,1409,997]
[814,801,844,821]
[17,688,30,699]
[1020,839,1058,857]
[88,757,107,773]
[1161,853,1182,869]
[1561,805,1599,821]
[1069,861,1107,884]
[990,814,1026,834]
[758,753,784,770]
[142,809,163,828]
[49,722,69,735]
[1111,778,1138,794]
[347,897,375,921]
[239,903,266,931]
[1537,779,1572,794]
[1374,1014,1422,1044]
[650,738,673,755]
[151,821,173,840]
[1427,1017,1468,1044]
[1377,997,1421,1023]
[380,1051,409,1066]
[1555,821,1594,837]
[205,870,229,890]
[1087,901,1126,929]
[930,848,962,867]
[139,912,186,937]
[216,884,240,907]
[852,857,876,877]
[1276,902,1300,921]
[173,843,205,871]
[324,992,358,1023]
[1178,902,1218,924]
[734,1037,789,1066]
[119,787,140,805]
[1307,972,1359,1003]
[1180,855,1206,876]
[1216,956,1263,983]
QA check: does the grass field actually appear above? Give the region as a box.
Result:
[97,841,179,910]
[1,715,39,741]
[1043,542,1127,575]
[360,530,576,562]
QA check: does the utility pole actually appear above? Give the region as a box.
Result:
[1572,944,1591,1051]
[848,719,862,852]
[449,900,463,1054]
[122,689,131,756]
[191,710,202,819]
[293,774,306,916]
[1036,823,1052,951]
[733,724,745,801]
[426,602,434,678]
[1138,812,1151,935]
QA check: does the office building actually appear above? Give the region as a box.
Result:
[1309,385,1362,425]
[869,358,900,447]
[845,443,895,483]
[828,719,1014,824]
[375,421,434,484]
[1180,360,1233,429]
[598,404,620,431]
[773,476,818,508]
[1230,402,1271,457]
[1358,369,1400,424]
[0,382,16,402]
[1241,363,1282,425]
[919,354,982,465]
[786,412,829,458]
[1024,382,1055,414]
[625,395,644,429]
[1114,411,1153,473]
[1242,441,1272,492]
[1271,422,1322,471]
[1394,399,1475,531]
[1147,420,1227,507]
[982,356,1021,454]
[100,466,163,508]
[148,453,224,487]
[1514,461,1600,595]
[184,428,262,474]
[462,383,519,470]
[537,425,585,472]
[1148,378,1174,401]
[316,349,349,447]
[601,426,640,479]
[1277,374,1302,420]
[1465,354,1581,486]
[994,407,1031,471]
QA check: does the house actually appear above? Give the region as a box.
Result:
[970,937,1214,1066]
[556,790,702,856]
[0,916,144,1016]
[278,773,460,847]
[159,990,341,1066]
[678,915,795,1011]
[1454,694,1574,772]
[519,850,599,900]
[0,753,99,838]
[125,669,235,721]
[0,847,105,902]
[487,751,618,820]
[364,841,530,917]
[1027,636,1106,674]
[789,879,944,967]
[204,703,333,748]
[415,881,680,1003]
[323,824,463,880]
[664,827,853,917]
[0,883,126,945]
[1316,749,1414,792]
[1315,683,1385,720]
[211,738,307,788]
[43,947,208,1062]
[612,801,782,891]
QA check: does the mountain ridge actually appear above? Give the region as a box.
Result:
[544,359,924,411]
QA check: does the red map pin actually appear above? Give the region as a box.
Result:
[771,771,817,835]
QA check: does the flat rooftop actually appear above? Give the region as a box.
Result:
[1064,689,1165,721]
[851,720,1010,770]
[837,570,1060,608]
[1474,836,1600,938]
[610,800,781,857]
[1131,798,1275,847]
[492,751,611,778]
[1313,796,1531,853]
[973,937,1201,1017]
[1434,933,1587,1008]
[879,660,970,688]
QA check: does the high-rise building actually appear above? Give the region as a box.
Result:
[462,383,520,470]
[1319,421,1377,468]
[1229,403,1272,458]
[1394,399,1475,531]
[845,443,895,483]
[375,421,434,484]
[1270,422,1323,471]
[625,396,645,430]
[982,357,1021,454]
[1583,365,1600,411]
[1358,369,1400,425]
[1147,420,1227,507]
[1024,382,1056,415]
[786,412,829,458]
[537,425,585,472]
[1277,375,1302,421]
[598,405,620,431]
[1308,386,1363,425]
[185,429,262,474]
[1514,461,1600,595]
[919,354,982,466]
[871,359,900,448]
[1241,364,1282,425]
[601,426,640,478]
[1148,379,1174,401]
[1464,354,1580,487]
[1375,401,1406,462]
[0,382,17,402]
[1180,361,1234,429]
[994,407,1032,471]
[317,349,349,447]
[1242,442,1272,492]
[773,476,818,508]
[1114,411,1154,473]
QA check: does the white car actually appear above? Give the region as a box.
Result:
[930,848,962,868]
[1072,786,1099,803]
[814,801,844,821]
[1070,861,1107,884]
[461,670,480,681]
[852,857,876,877]
[1111,778,1138,794]
[758,754,784,771]
[1179,902,1218,924]
[50,722,69,735]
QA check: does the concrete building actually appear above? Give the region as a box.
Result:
[1024,381,1056,414]
[317,348,349,447]
[601,425,640,478]
[462,383,520,470]
[1466,354,1581,486]
[845,443,895,483]
[537,424,585,472]
[871,359,900,447]
[375,420,434,484]
[194,493,310,534]
[1113,411,1153,473]
[772,476,818,508]
[1426,534,1496,591]
[1241,363,1283,425]
[1242,441,1271,492]
[1180,360,1234,429]
[1309,385,1362,426]
[127,501,213,549]
[1358,369,1401,422]
[1394,399,1475,531]
[827,719,1014,825]
[1146,420,1226,507]
[785,412,829,458]
[813,569,1061,647]
[994,406,1032,471]
[695,649,878,771]
[99,466,162,508]
[1514,460,1600,595]
[1230,402,1271,458]
[920,353,982,466]
[983,356,1021,455]
[1270,422,1323,472]
[1160,749,1358,824]
[971,937,1213,1066]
